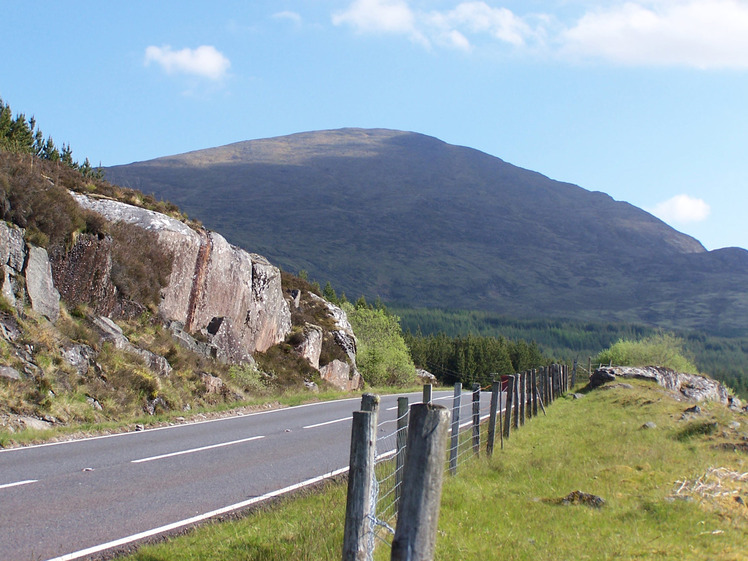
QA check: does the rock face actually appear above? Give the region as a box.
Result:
[51,233,118,316]
[295,323,324,369]
[0,223,60,322]
[72,194,291,360]
[305,293,363,391]
[590,366,735,405]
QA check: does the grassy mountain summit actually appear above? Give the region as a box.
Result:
[105,128,748,335]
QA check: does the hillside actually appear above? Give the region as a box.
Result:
[105,128,748,336]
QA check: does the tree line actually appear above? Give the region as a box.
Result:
[404,331,546,387]
[0,97,101,178]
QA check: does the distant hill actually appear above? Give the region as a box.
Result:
[105,128,748,336]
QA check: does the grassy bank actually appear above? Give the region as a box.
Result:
[123,380,746,561]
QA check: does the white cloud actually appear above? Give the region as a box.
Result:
[561,1,748,68]
[144,45,230,80]
[273,11,303,26]
[332,0,748,68]
[650,194,711,224]
[332,0,420,36]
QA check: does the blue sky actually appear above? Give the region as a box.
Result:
[2,0,747,251]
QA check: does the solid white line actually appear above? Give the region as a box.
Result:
[131,435,265,464]
[0,479,37,490]
[303,416,350,429]
[42,465,350,561]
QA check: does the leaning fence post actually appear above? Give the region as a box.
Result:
[472,383,480,456]
[342,404,379,561]
[390,404,450,561]
[423,383,432,404]
[395,396,409,506]
[503,376,513,439]
[487,380,500,457]
[449,383,461,476]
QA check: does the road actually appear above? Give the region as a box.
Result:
[0,389,496,561]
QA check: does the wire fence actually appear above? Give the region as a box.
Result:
[342,363,571,561]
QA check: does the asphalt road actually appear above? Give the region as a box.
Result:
[0,389,496,561]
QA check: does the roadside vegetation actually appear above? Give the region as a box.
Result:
[120,378,747,561]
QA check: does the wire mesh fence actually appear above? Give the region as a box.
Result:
[342,364,571,561]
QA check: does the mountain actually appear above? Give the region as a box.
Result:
[105,128,748,336]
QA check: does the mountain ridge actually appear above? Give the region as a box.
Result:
[105,128,748,336]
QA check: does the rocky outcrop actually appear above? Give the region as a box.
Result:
[590,366,738,406]
[295,323,323,369]
[0,222,60,322]
[71,194,291,361]
[51,233,118,316]
[92,315,172,377]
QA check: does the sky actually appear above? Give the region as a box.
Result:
[2,0,747,251]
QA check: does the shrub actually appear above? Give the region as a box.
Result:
[594,332,698,373]
[343,303,415,387]
[110,221,173,309]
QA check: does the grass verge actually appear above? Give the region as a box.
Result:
[123,379,747,560]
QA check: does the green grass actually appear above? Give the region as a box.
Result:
[120,379,747,561]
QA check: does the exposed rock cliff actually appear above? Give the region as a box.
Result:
[71,193,291,358]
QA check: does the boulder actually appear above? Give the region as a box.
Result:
[320,359,363,392]
[0,366,21,380]
[61,344,96,376]
[25,246,60,323]
[416,368,437,385]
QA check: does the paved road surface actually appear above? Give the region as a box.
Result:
[0,389,496,561]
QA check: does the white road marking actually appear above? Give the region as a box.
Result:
[131,435,265,464]
[303,416,350,429]
[42,465,350,561]
[0,479,37,490]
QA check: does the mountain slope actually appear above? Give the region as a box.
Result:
[105,128,748,335]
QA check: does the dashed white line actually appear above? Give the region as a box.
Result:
[131,435,265,464]
[0,479,37,490]
[303,416,350,429]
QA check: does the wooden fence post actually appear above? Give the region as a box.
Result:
[503,376,513,439]
[487,380,500,457]
[531,369,538,417]
[472,383,480,456]
[361,393,380,413]
[571,359,577,389]
[449,383,461,476]
[423,383,432,404]
[518,371,525,426]
[342,407,379,561]
[512,375,520,429]
[395,396,409,505]
[390,404,450,561]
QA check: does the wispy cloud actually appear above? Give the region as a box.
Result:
[144,45,231,80]
[332,0,427,45]
[332,0,748,68]
[273,11,303,26]
[650,194,711,224]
